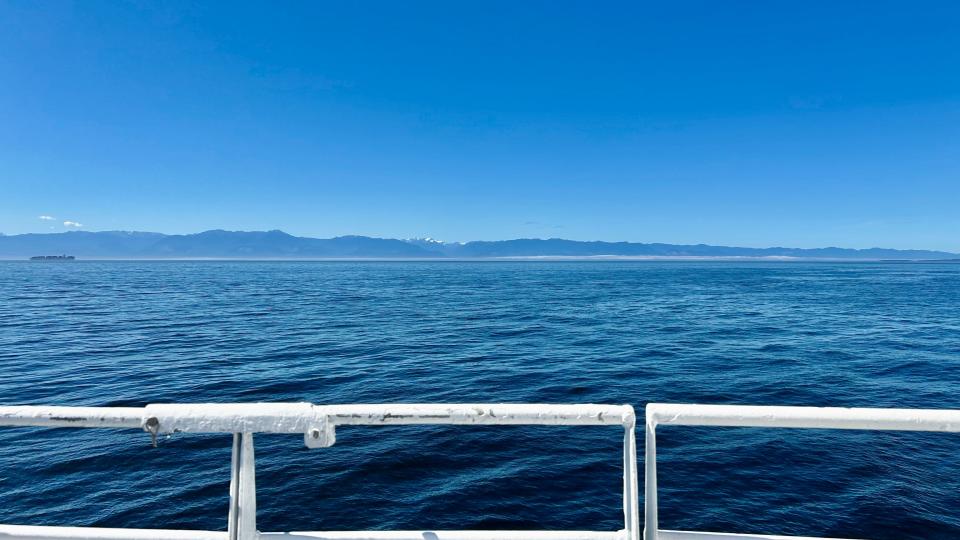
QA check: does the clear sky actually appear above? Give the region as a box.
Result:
[1,1,958,250]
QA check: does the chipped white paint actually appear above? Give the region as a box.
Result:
[0,406,143,429]
[0,403,634,431]
[144,403,318,434]
[142,403,335,448]
[6,402,959,540]
[320,404,634,426]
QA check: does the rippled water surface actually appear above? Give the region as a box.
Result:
[2,261,960,539]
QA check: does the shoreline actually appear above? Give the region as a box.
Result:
[3,256,959,262]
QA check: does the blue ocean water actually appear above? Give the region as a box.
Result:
[1,261,960,539]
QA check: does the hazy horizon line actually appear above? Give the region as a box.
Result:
[1,227,957,254]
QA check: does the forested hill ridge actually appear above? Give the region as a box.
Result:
[0,230,955,260]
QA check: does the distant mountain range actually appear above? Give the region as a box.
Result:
[0,230,955,260]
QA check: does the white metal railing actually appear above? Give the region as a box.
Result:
[0,403,639,540]
[643,404,960,540]
[2,403,960,540]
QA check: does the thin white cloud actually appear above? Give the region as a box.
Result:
[63,221,83,228]
[38,215,55,220]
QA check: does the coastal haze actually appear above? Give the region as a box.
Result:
[1,230,956,260]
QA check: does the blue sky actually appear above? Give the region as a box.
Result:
[1,1,958,250]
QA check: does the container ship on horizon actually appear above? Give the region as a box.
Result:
[29,255,75,261]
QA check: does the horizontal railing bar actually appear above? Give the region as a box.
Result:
[0,527,864,540]
[322,404,634,426]
[0,404,635,431]
[659,531,861,540]
[10,402,960,432]
[0,407,145,429]
[261,532,626,540]
[0,528,625,540]
[148,403,320,435]
[0,525,226,540]
[647,404,960,432]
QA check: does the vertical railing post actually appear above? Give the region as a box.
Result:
[228,432,257,540]
[622,414,640,540]
[228,433,240,539]
[642,409,658,540]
